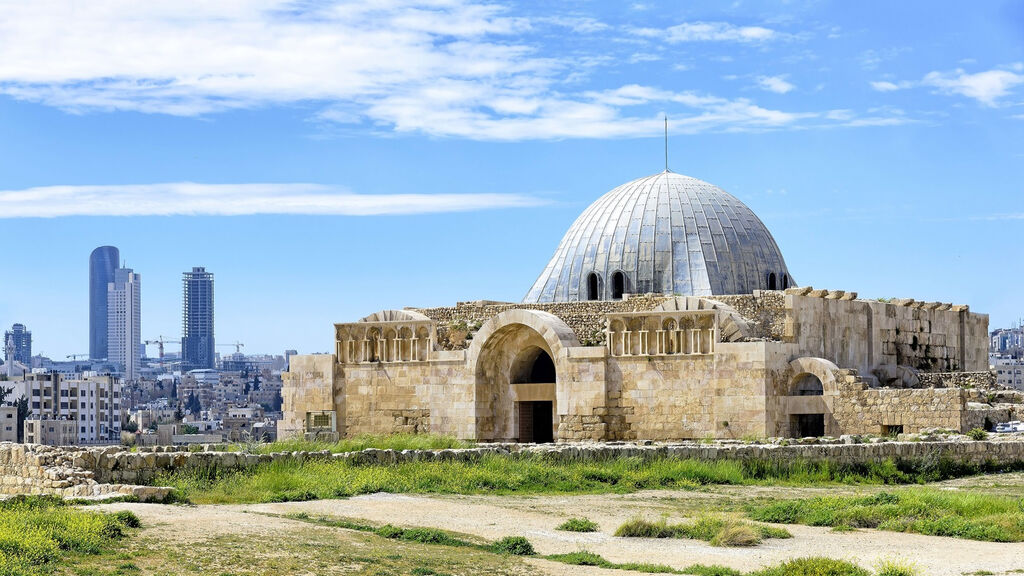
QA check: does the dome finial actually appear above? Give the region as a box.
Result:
[664,115,670,173]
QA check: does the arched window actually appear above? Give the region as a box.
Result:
[611,271,625,300]
[586,273,599,301]
[767,272,777,290]
[782,274,789,289]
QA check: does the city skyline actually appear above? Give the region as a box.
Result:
[0,1,1022,357]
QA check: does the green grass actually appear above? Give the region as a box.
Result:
[747,557,870,576]
[748,489,1024,542]
[0,495,140,575]
[873,558,922,576]
[155,452,1015,504]
[555,517,599,532]
[614,516,791,547]
[227,433,474,454]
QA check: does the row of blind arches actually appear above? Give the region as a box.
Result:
[583,270,790,301]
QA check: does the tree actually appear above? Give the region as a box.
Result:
[123,420,139,433]
[174,404,184,422]
[170,381,178,400]
[15,397,28,443]
[180,424,199,435]
[0,386,12,405]
[186,391,202,415]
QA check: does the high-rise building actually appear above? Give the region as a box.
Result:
[182,267,215,370]
[107,267,142,380]
[3,323,31,364]
[89,246,120,360]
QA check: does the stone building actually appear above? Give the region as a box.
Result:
[283,171,990,442]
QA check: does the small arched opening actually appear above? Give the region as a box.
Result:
[793,373,824,396]
[586,272,600,301]
[611,271,625,300]
[511,347,556,384]
[767,272,778,290]
[782,274,790,289]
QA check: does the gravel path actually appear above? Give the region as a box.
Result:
[100,484,1024,576]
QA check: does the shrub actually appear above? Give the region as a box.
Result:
[874,558,922,576]
[615,518,675,538]
[110,511,142,529]
[967,428,988,441]
[709,523,761,547]
[556,517,599,532]
[749,556,870,576]
[491,536,535,556]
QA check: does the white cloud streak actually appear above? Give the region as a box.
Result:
[664,22,778,43]
[0,183,545,218]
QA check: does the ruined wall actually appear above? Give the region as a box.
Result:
[416,296,681,349]
[917,371,998,390]
[784,289,989,378]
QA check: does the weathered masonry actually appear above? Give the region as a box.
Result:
[283,170,990,442]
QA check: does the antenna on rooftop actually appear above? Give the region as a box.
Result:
[664,115,669,172]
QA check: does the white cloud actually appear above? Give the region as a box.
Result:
[870,80,913,92]
[663,21,778,43]
[0,182,545,218]
[0,1,885,139]
[922,67,1024,106]
[757,75,795,94]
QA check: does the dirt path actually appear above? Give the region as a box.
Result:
[99,484,1024,576]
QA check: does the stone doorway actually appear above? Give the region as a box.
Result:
[792,414,825,437]
[517,401,554,443]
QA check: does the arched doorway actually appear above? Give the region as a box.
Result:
[468,310,579,444]
[510,347,555,443]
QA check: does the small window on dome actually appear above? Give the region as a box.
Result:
[586,273,599,301]
[611,271,625,300]
[782,274,789,289]
[767,272,777,290]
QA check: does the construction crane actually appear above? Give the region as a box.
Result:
[65,354,89,360]
[144,336,181,365]
[216,341,245,354]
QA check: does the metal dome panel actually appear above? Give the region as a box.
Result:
[523,171,794,303]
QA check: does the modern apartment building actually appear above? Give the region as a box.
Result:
[108,267,142,380]
[21,372,123,445]
[182,267,215,370]
[89,246,120,360]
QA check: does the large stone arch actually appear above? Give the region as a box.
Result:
[467,310,580,442]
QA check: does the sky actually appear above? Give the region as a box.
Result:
[1,0,1022,358]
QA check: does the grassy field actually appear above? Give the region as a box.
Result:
[155,450,1014,505]
[748,489,1024,542]
[226,433,473,454]
[0,496,139,576]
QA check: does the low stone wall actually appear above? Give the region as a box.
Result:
[6,437,1024,502]
[0,443,171,501]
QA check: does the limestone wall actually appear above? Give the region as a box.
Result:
[281,354,340,438]
[611,342,773,440]
[784,290,989,377]
[0,443,170,501]
[832,384,966,435]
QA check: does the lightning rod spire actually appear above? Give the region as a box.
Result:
[664,115,669,172]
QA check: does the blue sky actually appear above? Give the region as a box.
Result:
[1,0,1022,358]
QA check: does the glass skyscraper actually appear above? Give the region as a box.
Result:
[182,267,215,370]
[89,246,119,360]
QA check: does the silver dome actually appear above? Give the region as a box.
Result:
[523,171,794,303]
